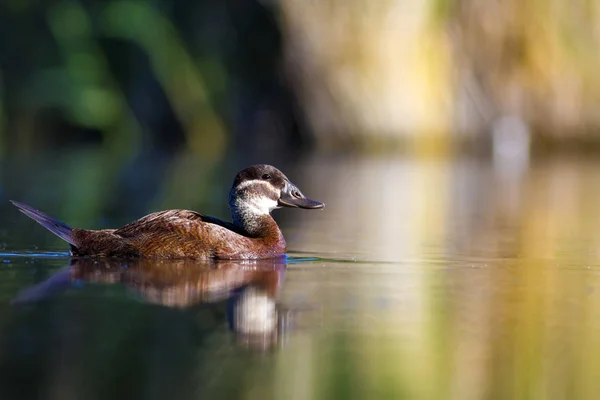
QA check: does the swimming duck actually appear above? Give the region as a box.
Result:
[10,164,324,259]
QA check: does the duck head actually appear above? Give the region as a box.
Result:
[229,165,324,235]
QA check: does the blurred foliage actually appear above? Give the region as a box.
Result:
[0,0,304,162]
[448,0,600,140]
[2,0,600,160]
[280,0,600,151]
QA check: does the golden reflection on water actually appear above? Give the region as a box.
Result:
[286,155,600,262]
[265,155,600,400]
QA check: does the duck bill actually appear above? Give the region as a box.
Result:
[278,182,325,209]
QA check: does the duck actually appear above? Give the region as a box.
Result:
[10,164,324,259]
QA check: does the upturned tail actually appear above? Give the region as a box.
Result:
[10,200,76,246]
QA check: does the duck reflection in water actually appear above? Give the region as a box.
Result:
[13,257,292,349]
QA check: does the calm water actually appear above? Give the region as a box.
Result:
[1,154,600,399]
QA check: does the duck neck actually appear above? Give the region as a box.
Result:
[229,198,284,242]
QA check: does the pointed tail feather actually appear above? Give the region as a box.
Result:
[10,200,76,246]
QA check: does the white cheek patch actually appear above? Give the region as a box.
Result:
[234,179,281,215]
[246,196,279,215]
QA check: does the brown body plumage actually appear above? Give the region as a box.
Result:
[11,165,324,260]
[69,209,286,259]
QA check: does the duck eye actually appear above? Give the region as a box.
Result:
[262,173,272,180]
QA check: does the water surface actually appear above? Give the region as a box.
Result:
[1,154,600,399]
